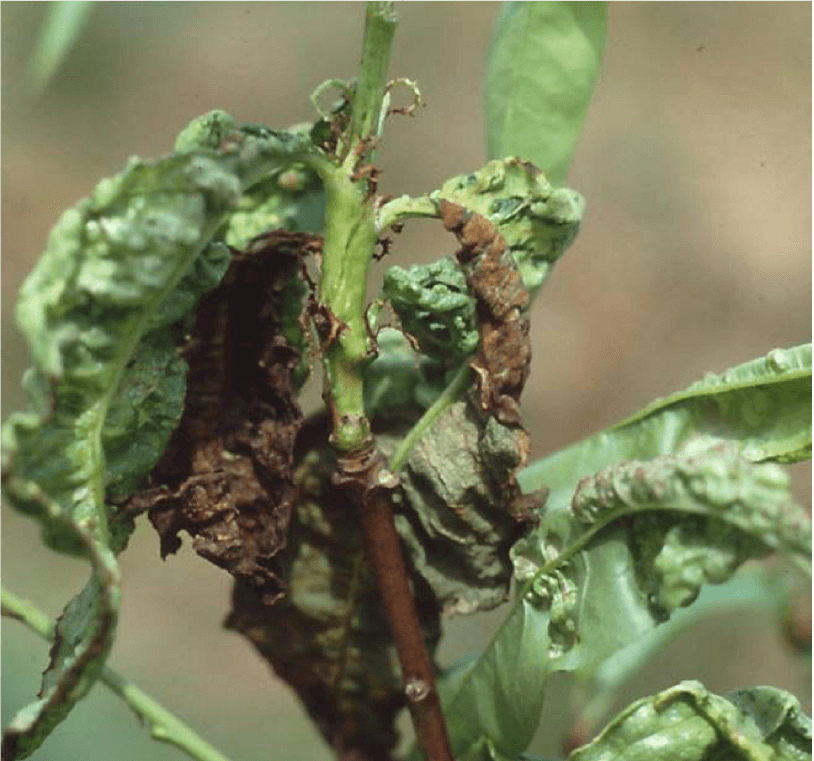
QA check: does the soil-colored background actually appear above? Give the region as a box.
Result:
[2,4,810,760]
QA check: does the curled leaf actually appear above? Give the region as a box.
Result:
[377,157,584,294]
[383,257,478,363]
[520,343,813,505]
[2,112,323,756]
[568,681,812,761]
[387,401,533,615]
[123,231,320,605]
[433,158,584,293]
[424,444,810,761]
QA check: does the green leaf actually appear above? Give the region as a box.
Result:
[568,681,812,761]
[383,257,479,363]
[520,344,813,506]
[1,114,323,757]
[485,1,607,185]
[419,444,810,761]
[378,158,584,319]
[433,158,584,293]
[28,1,94,93]
[574,567,799,733]
[1,536,119,759]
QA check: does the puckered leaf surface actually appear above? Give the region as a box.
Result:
[415,443,810,761]
[520,343,813,507]
[1,111,323,758]
[568,681,811,761]
[434,158,584,293]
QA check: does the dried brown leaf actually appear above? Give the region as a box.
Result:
[123,231,319,604]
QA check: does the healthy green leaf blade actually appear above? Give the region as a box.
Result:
[520,343,812,506]
[568,681,812,761]
[419,444,810,761]
[485,1,607,185]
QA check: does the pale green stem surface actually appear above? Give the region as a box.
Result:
[319,171,379,450]
[344,1,397,166]
[318,0,398,452]
[2,588,234,761]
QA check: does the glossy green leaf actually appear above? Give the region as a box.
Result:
[520,343,812,506]
[417,444,810,761]
[568,681,812,761]
[28,1,94,93]
[574,567,799,734]
[1,113,323,758]
[485,1,607,185]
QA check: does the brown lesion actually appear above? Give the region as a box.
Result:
[438,200,531,426]
[225,415,442,761]
[120,230,321,605]
[438,199,540,521]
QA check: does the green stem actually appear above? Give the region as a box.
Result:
[318,170,379,451]
[344,1,397,165]
[317,1,397,452]
[2,588,234,761]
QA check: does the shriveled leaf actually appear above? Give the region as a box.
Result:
[123,231,320,605]
[390,401,534,615]
[378,158,584,295]
[520,343,813,506]
[1,113,322,757]
[225,425,441,760]
[418,444,810,761]
[433,159,584,292]
[28,1,94,93]
[568,681,812,761]
[3,113,322,553]
[485,1,607,185]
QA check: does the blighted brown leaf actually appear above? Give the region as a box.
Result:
[439,199,530,429]
[226,415,441,761]
[122,230,319,604]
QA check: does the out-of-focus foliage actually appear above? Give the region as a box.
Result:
[485,1,607,185]
[27,1,94,93]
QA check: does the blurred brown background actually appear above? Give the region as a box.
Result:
[2,3,810,760]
